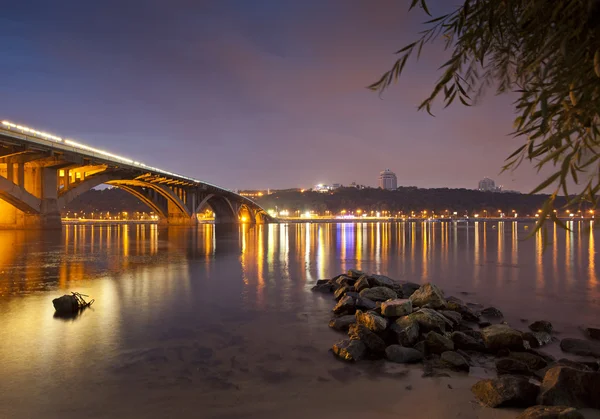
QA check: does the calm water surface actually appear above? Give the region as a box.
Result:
[0,221,598,418]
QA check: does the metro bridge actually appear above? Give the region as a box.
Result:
[0,120,273,229]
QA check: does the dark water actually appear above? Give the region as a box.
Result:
[0,221,598,418]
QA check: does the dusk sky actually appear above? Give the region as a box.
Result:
[1,0,549,192]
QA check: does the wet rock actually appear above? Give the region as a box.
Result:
[347,269,364,279]
[481,307,504,318]
[529,321,553,334]
[349,324,386,355]
[516,405,583,419]
[355,297,377,311]
[354,276,370,293]
[385,344,424,364]
[359,286,397,302]
[311,283,334,293]
[425,331,454,354]
[391,317,420,347]
[52,294,80,314]
[328,315,356,331]
[478,321,492,328]
[408,308,453,334]
[334,285,353,301]
[534,359,593,380]
[538,366,600,409]
[409,283,446,309]
[368,274,396,289]
[560,338,600,358]
[471,376,539,408]
[400,282,421,298]
[355,310,387,333]
[441,351,470,371]
[414,341,426,354]
[584,327,600,341]
[463,329,484,341]
[496,358,533,376]
[332,339,366,362]
[440,310,462,327]
[336,275,355,287]
[332,295,356,315]
[381,299,412,318]
[524,331,552,348]
[451,331,485,352]
[481,324,525,351]
[316,279,330,285]
[508,352,548,371]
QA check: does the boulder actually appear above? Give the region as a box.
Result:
[425,331,454,354]
[538,366,600,409]
[440,310,462,327]
[441,351,470,371]
[385,344,424,364]
[408,308,453,334]
[496,358,533,376]
[354,276,370,293]
[347,269,364,279]
[471,376,539,408]
[400,282,421,298]
[311,283,334,293]
[332,339,366,362]
[336,275,355,286]
[328,315,356,331]
[409,283,446,309]
[391,317,420,347]
[524,331,552,348]
[479,321,492,328]
[348,323,386,355]
[516,406,583,419]
[334,285,353,301]
[368,274,397,289]
[508,352,548,371]
[560,338,600,358]
[355,297,377,311]
[529,321,553,334]
[332,295,356,315]
[359,286,397,302]
[451,331,485,352]
[446,300,480,322]
[315,279,331,285]
[355,310,387,333]
[381,299,413,318]
[584,327,600,340]
[52,295,80,314]
[481,324,525,351]
[481,306,504,318]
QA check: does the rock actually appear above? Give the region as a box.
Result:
[348,324,386,355]
[408,308,453,334]
[359,286,397,302]
[311,283,334,293]
[336,275,355,286]
[496,358,533,376]
[368,274,396,289]
[381,299,412,317]
[516,405,584,419]
[347,269,364,279]
[355,310,387,333]
[425,331,454,354]
[451,331,485,351]
[409,283,446,309]
[391,317,420,347]
[524,331,552,348]
[441,351,470,371]
[332,339,366,362]
[471,376,539,408]
[414,341,426,354]
[328,315,356,331]
[354,276,370,293]
[529,321,553,334]
[560,338,600,357]
[481,307,504,318]
[508,352,548,371]
[332,295,355,315]
[535,359,593,380]
[440,310,462,327]
[52,295,79,314]
[355,297,377,311]
[584,327,600,340]
[481,324,525,351]
[538,366,600,409]
[400,282,421,298]
[315,279,330,285]
[479,321,492,328]
[385,344,424,363]
[463,329,484,341]
[334,285,352,301]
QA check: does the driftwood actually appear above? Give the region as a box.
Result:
[52,292,94,314]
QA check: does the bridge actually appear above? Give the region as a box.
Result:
[0,120,273,229]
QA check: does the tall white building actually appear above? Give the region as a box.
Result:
[478,177,498,192]
[379,169,397,190]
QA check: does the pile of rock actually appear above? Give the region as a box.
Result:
[313,270,600,417]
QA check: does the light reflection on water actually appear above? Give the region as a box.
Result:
[0,221,599,418]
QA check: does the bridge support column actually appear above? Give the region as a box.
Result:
[159,200,198,226]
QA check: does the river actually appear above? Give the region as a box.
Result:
[0,221,598,418]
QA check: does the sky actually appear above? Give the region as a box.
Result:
[1,0,551,192]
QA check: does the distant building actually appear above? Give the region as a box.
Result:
[379,169,397,190]
[478,177,502,192]
[238,190,268,198]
